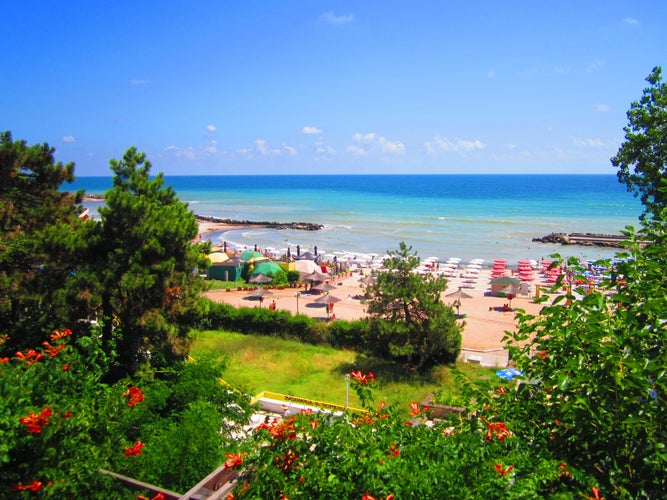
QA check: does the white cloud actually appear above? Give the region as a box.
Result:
[425,135,486,154]
[347,145,367,156]
[586,59,605,73]
[62,135,76,143]
[130,78,152,86]
[595,103,611,113]
[573,137,605,147]
[378,136,406,154]
[624,17,639,24]
[319,11,355,25]
[204,139,218,154]
[165,145,196,160]
[207,124,217,132]
[255,139,268,155]
[302,126,322,135]
[349,132,405,155]
[315,140,336,155]
[283,144,298,156]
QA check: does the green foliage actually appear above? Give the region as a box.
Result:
[612,66,667,219]
[287,269,301,283]
[0,131,86,347]
[91,147,208,377]
[365,242,462,369]
[231,380,589,498]
[495,226,667,497]
[0,327,252,497]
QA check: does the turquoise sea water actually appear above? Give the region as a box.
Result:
[71,175,643,264]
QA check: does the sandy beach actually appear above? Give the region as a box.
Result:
[202,257,549,367]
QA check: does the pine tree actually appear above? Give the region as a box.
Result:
[365,242,461,369]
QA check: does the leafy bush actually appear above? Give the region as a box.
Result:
[0,327,252,497]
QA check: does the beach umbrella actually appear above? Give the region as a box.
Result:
[303,270,328,283]
[445,287,474,314]
[249,273,273,284]
[240,250,268,263]
[445,287,474,300]
[312,282,336,291]
[208,252,229,264]
[295,251,317,261]
[251,261,283,278]
[313,293,342,303]
[293,259,320,275]
[246,288,273,298]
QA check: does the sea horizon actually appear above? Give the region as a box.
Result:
[72,173,644,265]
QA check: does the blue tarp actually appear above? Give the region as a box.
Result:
[496,368,523,381]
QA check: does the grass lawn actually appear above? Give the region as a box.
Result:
[191,330,501,411]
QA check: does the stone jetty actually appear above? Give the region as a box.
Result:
[532,232,633,248]
[195,215,323,231]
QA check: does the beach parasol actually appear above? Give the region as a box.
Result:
[302,270,328,283]
[295,251,317,261]
[445,287,473,315]
[312,282,336,291]
[249,273,273,284]
[313,294,342,303]
[208,252,229,264]
[240,250,268,263]
[246,288,273,298]
[251,261,283,278]
[293,259,320,275]
[445,287,474,300]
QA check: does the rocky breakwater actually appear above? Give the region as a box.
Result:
[532,232,630,248]
[195,215,323,231]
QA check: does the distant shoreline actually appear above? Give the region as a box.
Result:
[80,195,323,233]
[80,194,632,249]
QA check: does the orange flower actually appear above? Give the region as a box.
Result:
[19,407,52,433]
[388,444,400,457]
[494,463,514,476]
[12,481,43,492]
[224,452,245,469]
[42,341,67,357]
[50,328,72,341]
[480,415,511,441]
[309,419,320,430]
[123,387,145,407]
[136,493,165,500]
[352,415,375,426]
[257,416,297,441]
[584,486,604,500]
[124,441,144,457]
[350,370,376,385]
[14,349,43,365]
[408,402,421,416]
[274,450,299,471]
[0,357,9,364]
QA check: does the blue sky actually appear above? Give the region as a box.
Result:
[3,1,666,176]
